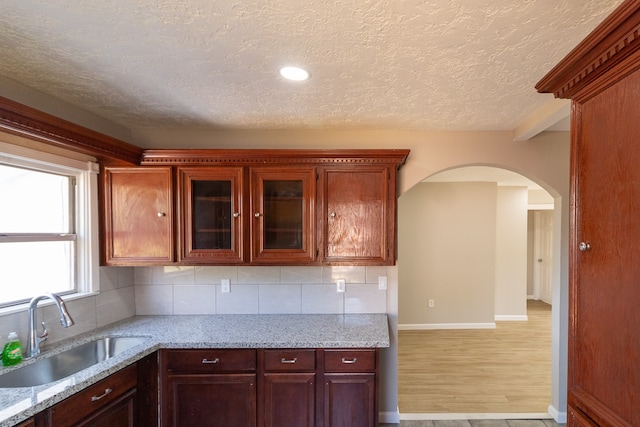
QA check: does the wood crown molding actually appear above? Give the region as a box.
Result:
[0,96,143,165]
[536,0,640,100]
[0,97,410,167]
[141,149,410,167]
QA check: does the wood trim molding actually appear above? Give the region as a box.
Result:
[536,0,640,100]
[141,149,410,167]
[0,96,410,168]
[0,96,143,164]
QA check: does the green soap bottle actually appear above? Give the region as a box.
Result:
[2,332,23,366]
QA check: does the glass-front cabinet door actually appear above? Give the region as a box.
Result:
[250,167,316,264]
[179,167,244,263]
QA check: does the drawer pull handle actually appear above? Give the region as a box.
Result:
[281,357,298,364]
[202,358,220,364]
[341,357,358,364]
[91,388,113,402]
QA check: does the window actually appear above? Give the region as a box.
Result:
[0,142,98,308]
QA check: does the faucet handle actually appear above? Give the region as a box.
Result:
[38,321,49,344]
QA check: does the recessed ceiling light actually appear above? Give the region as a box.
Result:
[279,66,310,81]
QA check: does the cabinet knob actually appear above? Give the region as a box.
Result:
[254,212,262,218]
[579,242,591,252]
[157,212,166,217]
[329,212,336,218]
[233,212,240,218]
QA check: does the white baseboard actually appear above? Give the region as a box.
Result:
[548,404,567,423]
[379,410,400,424]
[400,413,552,421]
[399,322,496,330]
[494,314,528,321]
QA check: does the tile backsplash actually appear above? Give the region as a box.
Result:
[0,267,136,349]
[0,265,389,351]
[134,265,390,315]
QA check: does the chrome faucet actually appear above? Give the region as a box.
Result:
[26,293,75,358]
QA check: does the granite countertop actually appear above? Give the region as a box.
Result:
[0,313,389,426]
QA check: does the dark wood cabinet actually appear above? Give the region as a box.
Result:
[323,350,377,427]
[262,349,317,427]
[250,168,317,264]
[102,167,174,265]
[159,347,379,427]
[178,167,245,263]
[46,364,138,427]
[160,349,257,427]
[537,1,640,425]
[14,418,36,427]
[103,150,408,266]
[321,166,395,265]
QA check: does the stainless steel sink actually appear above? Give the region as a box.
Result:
[0,336,147,388]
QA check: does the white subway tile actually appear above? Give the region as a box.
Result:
[344,284,387,313]
[99,267,118,291]
[322,266,366,284]
[135,285,173,315]
[259,285,302,314]
[134,267,154,285]
[238,266,280,284]
[365,266,389,284]
[280,266,323,284]
[174,285,216,315]
[97,287,135,327]
[195,266,238,285]
[216,285,259,314]
[117,267,135,288]
[301,285,344,314]
[152,266,195,285]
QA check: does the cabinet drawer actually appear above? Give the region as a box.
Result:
[264,349,316,371]
[50,364,137,426]
[164,349,256,373]
[324,349,376,372]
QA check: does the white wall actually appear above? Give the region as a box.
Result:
[494,186,528,320]
[398,182,497,327]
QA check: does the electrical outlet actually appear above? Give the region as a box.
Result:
[336,279,346,293]
[428,299,435,308]
[378,276,388,290]
[221,279,231,293]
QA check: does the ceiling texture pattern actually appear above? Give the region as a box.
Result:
[0,0,624,132]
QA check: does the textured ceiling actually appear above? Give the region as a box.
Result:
[0,0,624,132]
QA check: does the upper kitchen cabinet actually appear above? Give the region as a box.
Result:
[320,165,395,265]
[178,167,245,264]
[101,149,409,266]
[250,167,316,264]
[102,166,174,265]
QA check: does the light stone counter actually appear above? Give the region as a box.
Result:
[0,313,389,426]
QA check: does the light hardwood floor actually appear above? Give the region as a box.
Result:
[398,300,552,414]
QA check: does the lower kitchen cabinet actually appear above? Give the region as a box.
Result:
[323,350,377,427]
[160,349,257,427]
[160,348,379,427]
[46,364,138,427]
[263,349,317,427]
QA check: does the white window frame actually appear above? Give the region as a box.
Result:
[0,141,99,309]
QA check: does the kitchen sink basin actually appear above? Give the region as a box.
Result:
[0,336,147,388]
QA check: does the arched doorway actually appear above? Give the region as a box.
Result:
[397,165,556,418]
